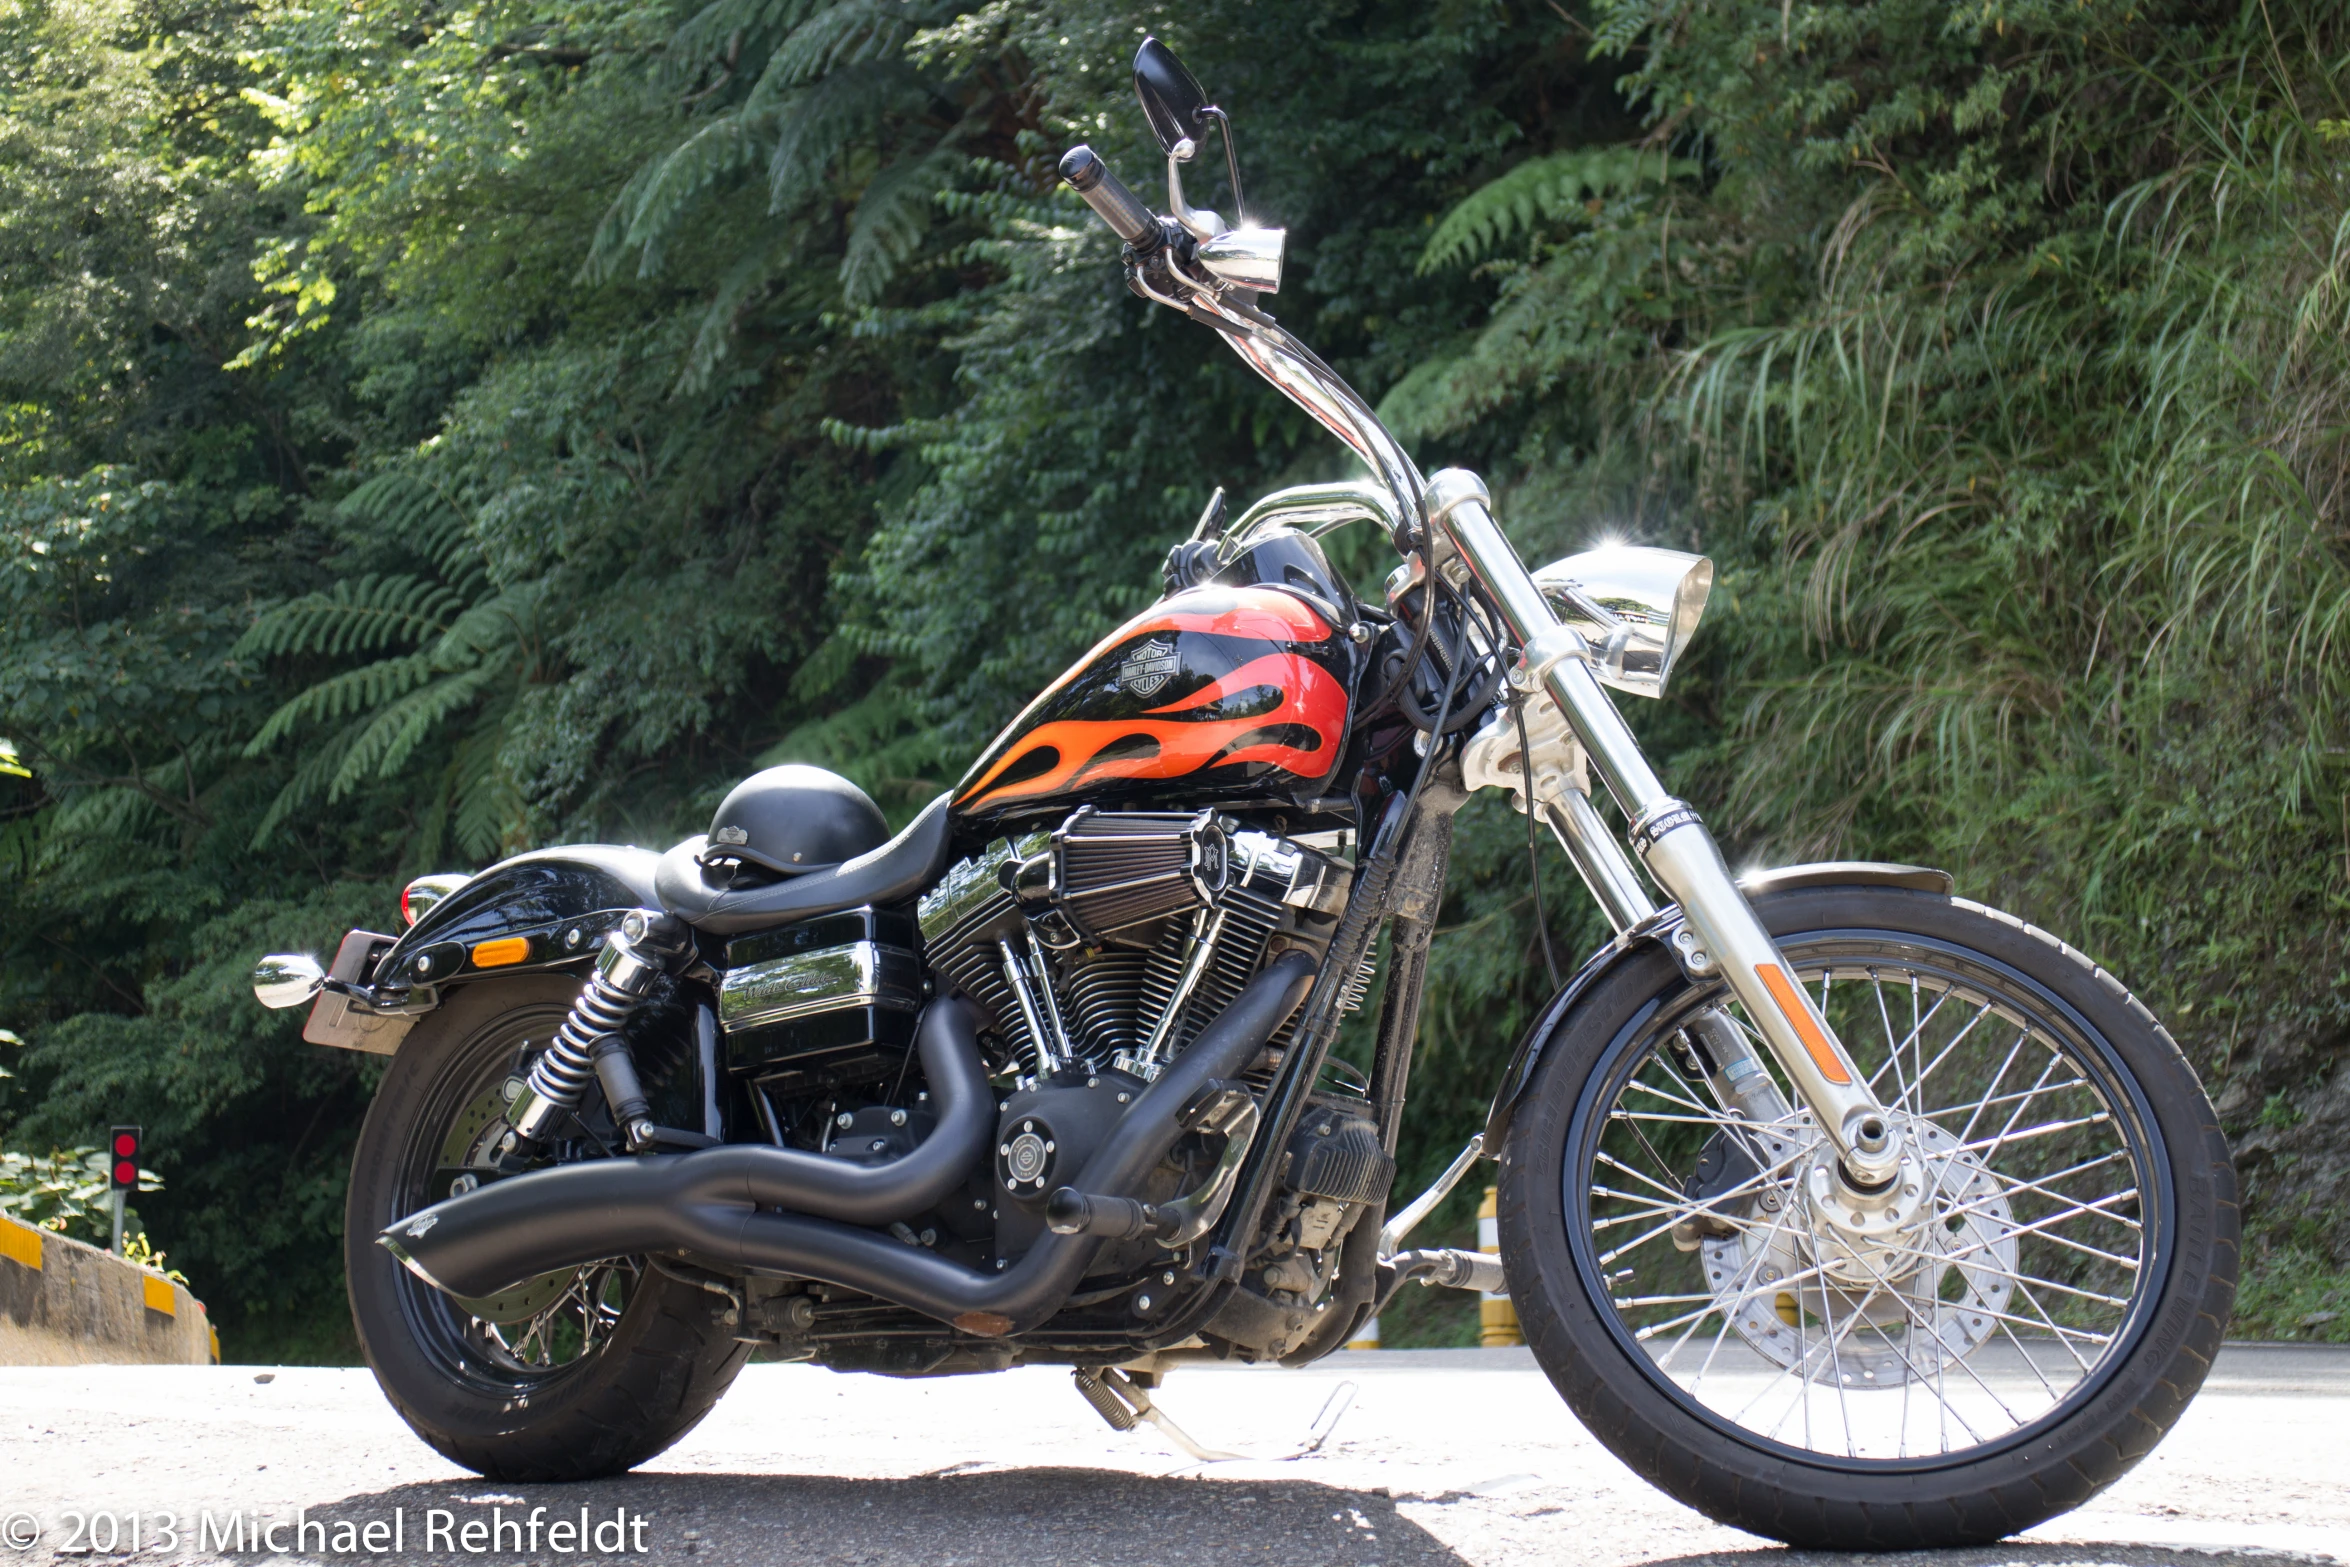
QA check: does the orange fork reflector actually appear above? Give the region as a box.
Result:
[470,936,531,969]
[1754,962,1851,1085]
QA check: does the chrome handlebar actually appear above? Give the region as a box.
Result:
[1060,144,1424,551]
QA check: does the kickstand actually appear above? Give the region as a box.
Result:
[1072,1367,1245,1463]
[1298,1380,1357,1455]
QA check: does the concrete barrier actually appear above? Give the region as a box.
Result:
[0,1215,216,1365]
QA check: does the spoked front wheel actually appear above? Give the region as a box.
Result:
[1498,885,2237,1548]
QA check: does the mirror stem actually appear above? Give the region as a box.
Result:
[1201,106,1246,226]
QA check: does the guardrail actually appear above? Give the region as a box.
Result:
[0,1216,216,1365]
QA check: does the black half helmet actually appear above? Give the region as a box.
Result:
[700,764,889,877]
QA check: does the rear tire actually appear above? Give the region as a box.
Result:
[347,975,750,1482]
[1497,887,2237,1548]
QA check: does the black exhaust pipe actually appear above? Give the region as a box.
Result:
[383,951,1315,1338]
[379,995,994,1292]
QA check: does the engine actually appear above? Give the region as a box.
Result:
[712,805,1384,1364]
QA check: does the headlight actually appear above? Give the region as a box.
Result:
[1531,545,1714,699]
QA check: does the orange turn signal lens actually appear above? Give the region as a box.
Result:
[1754,962,1851,1085]
[470,936,531,969]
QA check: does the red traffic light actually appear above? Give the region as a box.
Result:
[107,1125,141,1191]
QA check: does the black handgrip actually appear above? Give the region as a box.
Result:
[1059,145,1163,252]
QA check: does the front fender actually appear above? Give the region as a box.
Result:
[1481,860,1951,1155]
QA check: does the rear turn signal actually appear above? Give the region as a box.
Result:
[470,936,531,969]
[1754,962,1852,1086]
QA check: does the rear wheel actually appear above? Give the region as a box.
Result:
[346,976,750,1481]
[1498,886,2237,1548]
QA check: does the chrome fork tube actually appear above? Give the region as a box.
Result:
[1537,786,1793,1127]
[1538,785,1652,933]
[1426,469,1897,1181]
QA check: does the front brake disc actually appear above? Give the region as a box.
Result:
[1698,1115,2016,1387]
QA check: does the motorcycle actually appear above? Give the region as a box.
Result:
[252,38,2237,1549]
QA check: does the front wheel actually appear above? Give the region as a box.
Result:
[347,975,751,1481]
[1498,886,2237,1548]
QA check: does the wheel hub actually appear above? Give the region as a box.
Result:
[1699,1113,2018,1385]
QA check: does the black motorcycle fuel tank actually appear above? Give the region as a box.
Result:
[953,528,1361,823]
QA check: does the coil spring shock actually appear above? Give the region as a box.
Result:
[506,909,690,1152]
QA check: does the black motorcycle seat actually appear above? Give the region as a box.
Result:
[657,792,955,935]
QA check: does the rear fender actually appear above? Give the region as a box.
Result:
[308,846,664,1051]
[1481,861,1951,1154]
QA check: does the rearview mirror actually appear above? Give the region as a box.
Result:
[253,952,327,1010]
[1133,37,1211,157]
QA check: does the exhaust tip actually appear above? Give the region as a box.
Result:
[376,1229,457,1295]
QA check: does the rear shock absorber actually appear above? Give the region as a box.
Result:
[506,909,692,1153]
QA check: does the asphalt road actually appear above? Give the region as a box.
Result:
[4,1343,2343,1567]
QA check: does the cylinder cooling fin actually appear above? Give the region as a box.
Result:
[916,807,1356,1083]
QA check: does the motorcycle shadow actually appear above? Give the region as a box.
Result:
[1632,1550,2312,1567]
[299,1473,2312,1567]
[303,1468,1458,1565]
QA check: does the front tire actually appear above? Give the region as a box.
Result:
[1498,886,2237,1548]
[347,975,750,1482]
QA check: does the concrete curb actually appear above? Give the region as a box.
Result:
[0,1215,216,1365]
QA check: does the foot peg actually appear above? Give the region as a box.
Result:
[1387,1247,1507,1294]
[1046,1188,1168,1241]
[1072,1367,1241,1463]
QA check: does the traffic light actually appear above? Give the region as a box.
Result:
[108,1126,141,1191]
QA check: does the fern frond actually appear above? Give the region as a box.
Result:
[429,582,541,671]
[46,785,160,844]
[242,652,435,756]
[841,145,954,305]
[247,727,358,847]
[664,0,831,86]
[765,64,909,215]
[235,577,466,661]
[1418,147,1697,273]
[754,0,910,94]
[446,723,524,862]
[328,665,501,799]
[616,112,774,278]
[338,472,486,593]
[679,238,796,393]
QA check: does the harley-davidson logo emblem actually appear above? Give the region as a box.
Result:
[1117,637,1180,699]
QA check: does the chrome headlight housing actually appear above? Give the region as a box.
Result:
[1530,545,1714,699]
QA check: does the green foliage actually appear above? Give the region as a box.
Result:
[0,0,2342,1359]
[0,1145,155,1243]
[1418,147,1698,273]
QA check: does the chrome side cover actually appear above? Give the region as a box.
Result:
[718,940,922,1034]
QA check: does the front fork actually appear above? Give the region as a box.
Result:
[1424,470,1903,1187]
